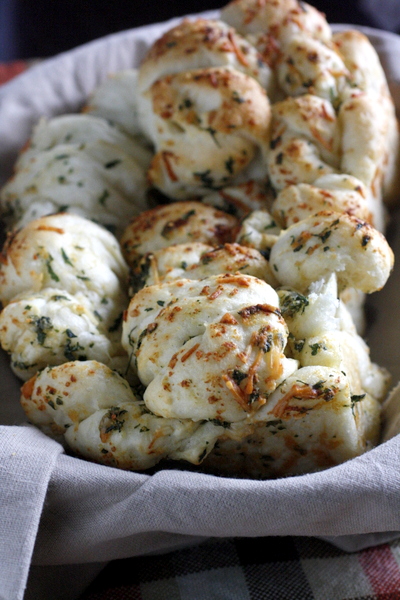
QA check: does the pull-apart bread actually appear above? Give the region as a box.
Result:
[1,0,399,478]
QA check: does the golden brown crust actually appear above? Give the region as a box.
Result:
[139,18,272,92]
[140,66,271,198]
[120,200,239,268]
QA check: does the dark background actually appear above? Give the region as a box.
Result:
[1,0,399,61]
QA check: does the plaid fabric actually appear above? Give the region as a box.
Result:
[79,536,400,600]
[0,60,30,85]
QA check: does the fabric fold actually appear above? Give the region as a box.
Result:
[30,437,400,566]
[0,425,63,600]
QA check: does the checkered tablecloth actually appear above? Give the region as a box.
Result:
[79,536,400,600]
[0,60,30,85]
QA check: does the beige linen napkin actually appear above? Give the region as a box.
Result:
[0,426,62,600]
[1,14,400,600]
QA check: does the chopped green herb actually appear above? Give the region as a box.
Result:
[232,90,245,103]
[12,360,38,371]
[179,98,193,109]
[350,394,365,415]
[45,255,60,282]
[257,328,273,353]
[351,393,366,406]
[315,228,332,244]
[249,388,261,404]
[225,156,235,174]
[135,328,148,351]
[200,253,214,265]
[64,338,86,361]
[264,220,277,230]
[104,159,122,169]
[309,342,325,356]
[270,136,281,150]
[29,315,53,345]
[131,255,151,293]
[101,407,128,435]
[199,126,220,146]
[231,369,247,385]
[61,248,73,266]
[265,419,283,428]
[161,209,196,239]
[362,235,371,247]
[193,169,219,190]
[294,340,305,352]
[312,380,326,390]
[280,291,309,318]
[98,189,110,205]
